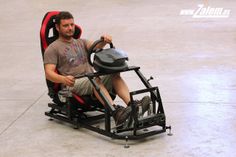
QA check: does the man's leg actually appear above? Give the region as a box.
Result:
[111,74,151,115]
[111,73,131,105]
[72,76,131,126]
[93,77,132,125]
[72,77,114,106]
[93,77,114,106]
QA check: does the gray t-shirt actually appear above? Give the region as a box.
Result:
[44,38,93,77]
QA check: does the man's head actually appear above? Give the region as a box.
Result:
[55,11,75,40]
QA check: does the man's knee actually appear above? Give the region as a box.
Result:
[112,73,121,80]
[95,77,102,84]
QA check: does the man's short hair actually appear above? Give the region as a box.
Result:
[55,11,74,25]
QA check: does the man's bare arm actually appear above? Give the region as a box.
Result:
[44,64,75,87]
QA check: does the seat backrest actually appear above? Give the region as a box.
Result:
[40,11,82,98]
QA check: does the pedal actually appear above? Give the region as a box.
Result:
[112,117,133,131]
[136,113,165,128]
[147,102,153,116]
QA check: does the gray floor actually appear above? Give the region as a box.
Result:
[0,0,236,156]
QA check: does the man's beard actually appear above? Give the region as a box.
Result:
[60,30,75,40]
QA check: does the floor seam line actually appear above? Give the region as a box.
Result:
[0,90,47,137]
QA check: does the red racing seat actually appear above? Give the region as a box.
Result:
[40,11,103,112]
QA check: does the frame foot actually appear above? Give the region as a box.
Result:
[124,136,130,148]
[166,126,173,136]
[73,124,79,129]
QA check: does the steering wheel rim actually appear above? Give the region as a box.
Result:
[87,39,114,66]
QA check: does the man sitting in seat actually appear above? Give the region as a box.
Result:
[43,11,150,126]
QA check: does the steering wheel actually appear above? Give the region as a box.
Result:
[87,38,114,66]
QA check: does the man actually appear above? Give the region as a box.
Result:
[44,11,150,126]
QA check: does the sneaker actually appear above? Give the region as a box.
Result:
[135,96,151,115]
[112,105,132,126]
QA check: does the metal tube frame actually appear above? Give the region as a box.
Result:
[45,66,170,140]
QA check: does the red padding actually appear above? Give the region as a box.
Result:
[40,11,60,52]
[72,93,85,104]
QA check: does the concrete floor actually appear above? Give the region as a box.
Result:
[0,0,236,156]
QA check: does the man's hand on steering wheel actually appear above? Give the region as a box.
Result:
[101,34,112,44]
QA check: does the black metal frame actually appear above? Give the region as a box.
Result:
[45,66,171,140]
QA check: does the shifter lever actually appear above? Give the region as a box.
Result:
[147,76,154,82]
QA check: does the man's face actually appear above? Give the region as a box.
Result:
[56,18,75,39]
